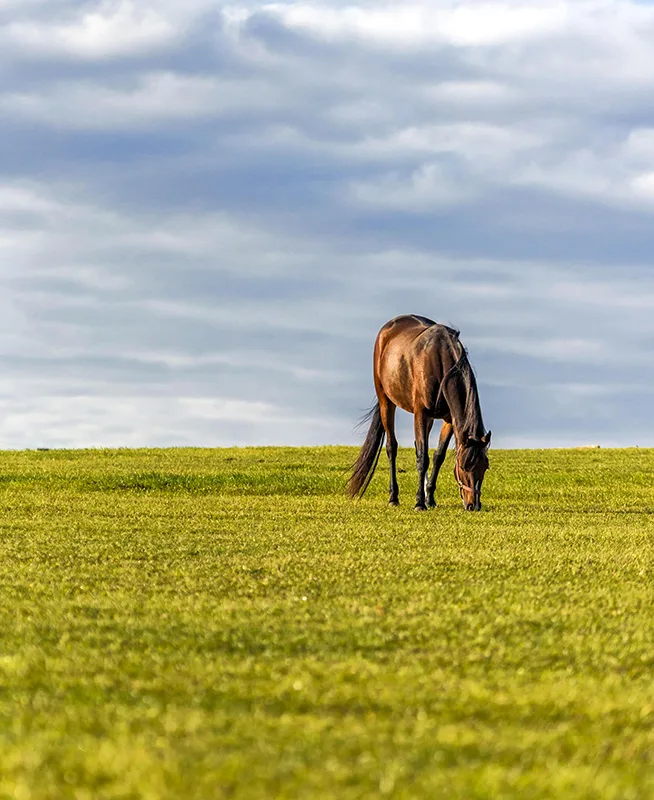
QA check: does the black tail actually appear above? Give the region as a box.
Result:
[347,402,385,499]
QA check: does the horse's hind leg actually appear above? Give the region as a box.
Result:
[426,421,454,508]
[414,408,430,511]
[379,396,399,506]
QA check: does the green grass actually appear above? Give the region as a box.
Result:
[0,446,653,799]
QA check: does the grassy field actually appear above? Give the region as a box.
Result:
[0,446,653,799]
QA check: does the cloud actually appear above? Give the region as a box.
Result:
[261,2,572,48]
[2,0,654,448]
[0,72,294,130]
[0,1,221,60]
[0,393,341,448]
[6,7,174,60]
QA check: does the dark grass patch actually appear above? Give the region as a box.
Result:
[77,471,338,496]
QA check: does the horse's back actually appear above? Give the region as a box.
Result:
[375,315,457,352]
[374,315,458,413]
[378,314,436,335]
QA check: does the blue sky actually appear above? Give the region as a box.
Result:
[2,0,654,448]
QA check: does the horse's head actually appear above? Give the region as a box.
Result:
[455,431,491,511]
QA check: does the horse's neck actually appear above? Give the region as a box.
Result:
[444,368,484,443]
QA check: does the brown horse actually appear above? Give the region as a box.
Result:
[348,314,491,511]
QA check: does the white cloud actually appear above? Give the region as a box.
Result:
[351,162,477,211]
[0,72,289,130]
[630,171,654,200]
[260,2,570,48]
[624,128,654,162]
[354,123,540,164]
[2,0,214,60]
[130,350,341,381]
[179,397,273,422]
[0,394,340,448]
[420,80,518,109]
[469,336,608,363]
[0,180,295,279]
[549,280,654,310]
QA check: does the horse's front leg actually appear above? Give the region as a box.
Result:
[414,408,430,511]
[426,421,454,508]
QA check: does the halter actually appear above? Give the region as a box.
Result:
[454,445,467,495]
[454,443,482,508]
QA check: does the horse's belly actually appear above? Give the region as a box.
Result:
[378,349,416,413]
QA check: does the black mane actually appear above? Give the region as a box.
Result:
[445,330,487,449]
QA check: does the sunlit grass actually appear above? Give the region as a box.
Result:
[0,446,652,798]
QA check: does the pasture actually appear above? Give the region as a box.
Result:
[0,446,652,798]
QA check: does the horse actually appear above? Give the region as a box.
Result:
[347,314,491,511]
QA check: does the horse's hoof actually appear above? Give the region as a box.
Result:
[388,499,399,507]
[414,503,427,512]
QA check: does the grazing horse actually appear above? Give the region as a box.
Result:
[348,314,491,511]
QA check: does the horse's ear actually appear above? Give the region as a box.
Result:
[482,431,492,448]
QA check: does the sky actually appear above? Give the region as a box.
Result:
[3,0,654,449]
